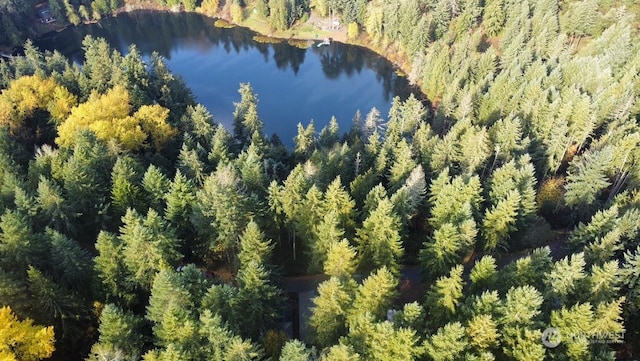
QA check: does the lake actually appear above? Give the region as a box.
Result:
[36,11,420,145]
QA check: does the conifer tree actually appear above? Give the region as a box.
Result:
[309,211,344,273]
[111,156,144,219]
[234,222,280,340]
[310,277,354,347]
[164,170,196,240]
[564,147,613,210]
[120,209,182,290]
[355,198,403,275]
[426,265,465,328]
[142,165,170,213]
[545,252,587,305]
[46,228,92,292]
[321,344,359,361]
[194,165,250,262]
[423,322,469,361]
[483,0,505,36]
[89,303,145,359]
[279,340,311,361]
[469,255,497,293]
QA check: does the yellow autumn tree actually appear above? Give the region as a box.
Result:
[56,86,175,151]
[0,306,55,361]
[0,75,77,133]
[134,104,175,150]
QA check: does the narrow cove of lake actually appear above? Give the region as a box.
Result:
[36,11,420,145]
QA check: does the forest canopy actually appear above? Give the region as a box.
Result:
[0,0,640,360]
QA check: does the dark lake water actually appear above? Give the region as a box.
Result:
[36,11,419,144]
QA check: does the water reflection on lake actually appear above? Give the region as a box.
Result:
[36,11,419,144]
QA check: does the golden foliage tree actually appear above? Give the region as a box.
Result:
[56,86,175,150]
[0,306,55,361]
[0,75,77,133]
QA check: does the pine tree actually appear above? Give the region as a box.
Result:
[146,269,196,348]
[364,321,420,361]
[564,147,613,210]
[238,221,274,269]
[142,165,170,213]
[321,344,360,361]
[469,255,497,293]
[545,253,587,305]
[121,44,151,108]
[111,156,144,219]
[269,0,290,30]
[310,277,354,347]
[355,198,403,275]
[90,303,145,358]
[420,223,462,278]
[482,189,520,251]
[588,261,620,304]
[350,266,398,320]
[466,314,498,350]
[549,303,595,360]
[324,239,357,278]
[318,116,340,148]
[120,209,182,290]
[193,165,249,262]
[234,230,280,340]
[46,228,92,292]
[94,231,135,304]
[164,170,196,239]
[233,83,263,148]
[322,176,356,231]
[426,265,465,328]
[483,0,505,36]
[499,287,545,361]
[309,211,344,273]
[423,322,469,361]
[279,340,310,361]
[0,210,42,273]
[294,121,316,159]
[388,139,416,189]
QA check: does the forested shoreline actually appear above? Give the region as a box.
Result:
[1,0,640,361]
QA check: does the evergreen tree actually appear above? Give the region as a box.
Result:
[426,265,465,328]
[423,322,469,361]
[234,222,280,340]
[324,238,357,278]
[88,303,145,359]
[482,189,520,251]
[350,266,398,321]
[142,165,170,213]
[269,0,290,30]
[111,156,144,219]
[193,165,250,262]
[483,0,505,36]
[279,340,310,361]
[310,277,354,347]
[564,147,613,210]
[321,344,359,361]
[469,255,497,293]
[309,211,344,273]
[120,209,182,290]
[164,170,196,240]
[45,228,92,293]
[355,198,403,275]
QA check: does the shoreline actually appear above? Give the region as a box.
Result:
[27,4,417,92]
